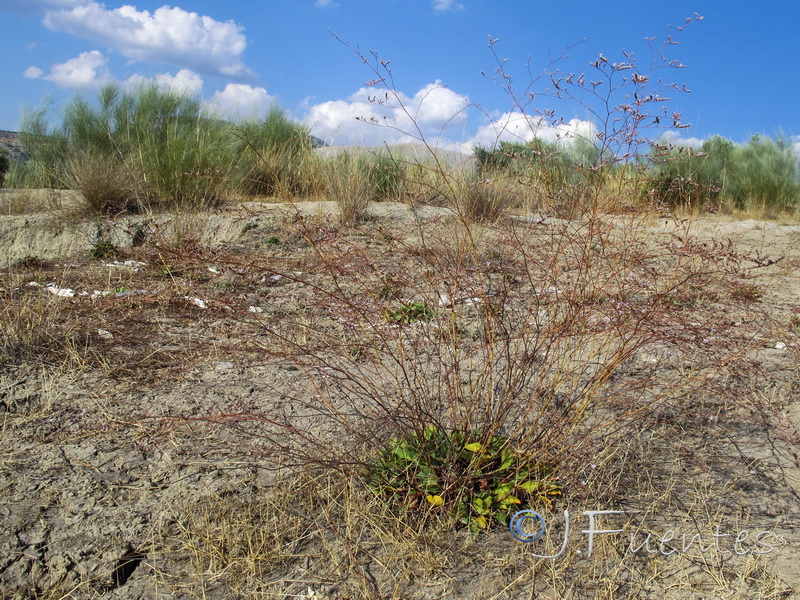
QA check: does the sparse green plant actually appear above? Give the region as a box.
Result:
[89,241,119,260]
[367,424,560,533]
[384,300,435,324]
[14,255,46,269]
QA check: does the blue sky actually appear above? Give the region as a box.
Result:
[1,0,799,153]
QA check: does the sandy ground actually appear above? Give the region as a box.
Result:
[1,195,799,599]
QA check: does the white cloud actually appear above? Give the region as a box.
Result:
[304,82,470,146]
[314,0,336,6]
[468,112,597,149]
[24,66,45,79]
[207,84,275,120]
[27,50,111,89]
[409,82,470,126]
[659,130,704,149]
[433,0,464,12]
[43,2,252,79]
[125,68,205,97]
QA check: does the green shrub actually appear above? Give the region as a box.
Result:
[16,84,237,212]
[366,154,404,201]
[235,107,318,198]
[649,134,800,215]
[0,148,9,187]
[473,138,606,213]
[727,134,800,214]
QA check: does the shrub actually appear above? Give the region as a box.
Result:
[727,134,800,215]
[648,134,800,215]
[235,107,319,198]
[16,84,237,212]
[473,137,607,215]
[323,151,374,225]
[366,154,405,201]
[0,148,9,187]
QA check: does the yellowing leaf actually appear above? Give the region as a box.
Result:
[474,516,488,529]
[426,494,444,506]
[464,442,483,452]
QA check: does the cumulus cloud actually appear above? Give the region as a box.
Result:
[304,82,470,146]
[124,68,205,97]
[42,2,252,79]
[25,50,111,89]
[207,84,276,120]
[659,130,704,149]
[24,66,45,79]
[468,112,597,149]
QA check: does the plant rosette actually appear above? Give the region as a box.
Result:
[367,425,561,534]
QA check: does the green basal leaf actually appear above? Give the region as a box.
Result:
[499,449,516,470]
[517,480,540,493]
[391,444,417,463]
[492,483,514,499]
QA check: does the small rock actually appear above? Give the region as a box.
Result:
[186,297,208,309]
[45,285,76,297]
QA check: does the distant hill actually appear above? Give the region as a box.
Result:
[315,142,473,169]
[0,130,24,162]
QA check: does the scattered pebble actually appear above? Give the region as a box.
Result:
[104,260,147,271]
[186,297,208,309]
[45,285,75,297]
